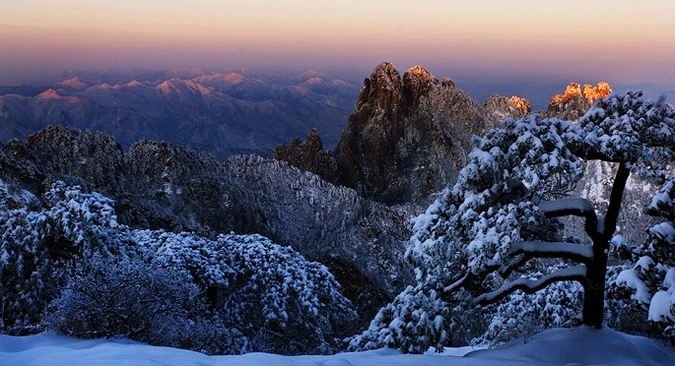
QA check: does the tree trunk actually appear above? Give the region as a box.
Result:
[582,162,630,328]
[582,251,608,327]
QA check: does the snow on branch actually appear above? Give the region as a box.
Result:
[475,265,587,305]
[539,198,596,219]
[538,197,600,237]
[508,241,594,263]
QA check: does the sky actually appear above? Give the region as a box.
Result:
[1,0,675,92]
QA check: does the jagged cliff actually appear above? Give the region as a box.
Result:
[275,64,618,208]
[278,62,488,205]
[273,128,338,183]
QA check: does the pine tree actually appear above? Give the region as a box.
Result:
[350,91,675,352]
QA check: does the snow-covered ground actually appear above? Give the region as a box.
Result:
[2,327,674,366]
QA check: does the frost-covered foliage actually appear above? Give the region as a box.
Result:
[477,274,583,346]
[351,91,675,353]
[0,179,356,354]
[0,180,122,333]
[351,115,586,352]
[47,254,204,342]
[133,230,357,354]
[578,91,675,175]
[608,174,675,342]
[409,115,584,282]
[2,125,411,326]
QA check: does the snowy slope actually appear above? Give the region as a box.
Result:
[2,327,674,366]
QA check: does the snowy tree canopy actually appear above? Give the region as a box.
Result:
[350,91,675,352]
[608,173,675,342]
[0,179,356,354]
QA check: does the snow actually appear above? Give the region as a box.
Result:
[476,265,586,304]
[538,198,594,216]
[509,240,594,261]
[648,290,675,322]
[2,327,674,366]
[616,263,653,304]
[648,268,675,323]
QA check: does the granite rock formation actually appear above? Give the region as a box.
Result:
[544,82,612,120]
[283,62,489,205]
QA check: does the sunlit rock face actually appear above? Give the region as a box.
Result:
[352,62,402,124]
[545,82,612,120]
[484,94,532,126]
[402,65,437,117]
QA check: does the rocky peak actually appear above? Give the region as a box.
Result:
[484,94,531,125]
[402,65,438,116]
[582,82,612,103]
[60,77,87,91]
[354,62,402,123]
[545,82,612,120]
[304,128,323,151]
[334,63,487,204]
[37,89,61,99]
[276,62,492,205]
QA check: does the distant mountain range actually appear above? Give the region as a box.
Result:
[0,70,360,158]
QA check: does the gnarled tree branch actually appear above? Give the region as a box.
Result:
[475,265,587,306]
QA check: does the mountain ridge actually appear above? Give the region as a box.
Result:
[276,62,615,205]
[0,71,360,158]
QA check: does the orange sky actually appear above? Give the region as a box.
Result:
[1,0,674,87]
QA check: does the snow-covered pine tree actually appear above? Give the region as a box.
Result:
[350,114,585,352]
[608,173,675,342]
[349,91,675,352]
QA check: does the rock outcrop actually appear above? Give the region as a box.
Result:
[402,65,438,116]
[336,63,406,203]
[276,63,488,205]
[332,63,487,204]
[544,82,612,120]
[274,128,338,183]
[484,94,531,125]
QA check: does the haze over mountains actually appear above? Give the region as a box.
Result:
[0,69,360,158]
[2,65,653,164]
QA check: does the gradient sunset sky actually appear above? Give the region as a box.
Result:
[2,0,674,90]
